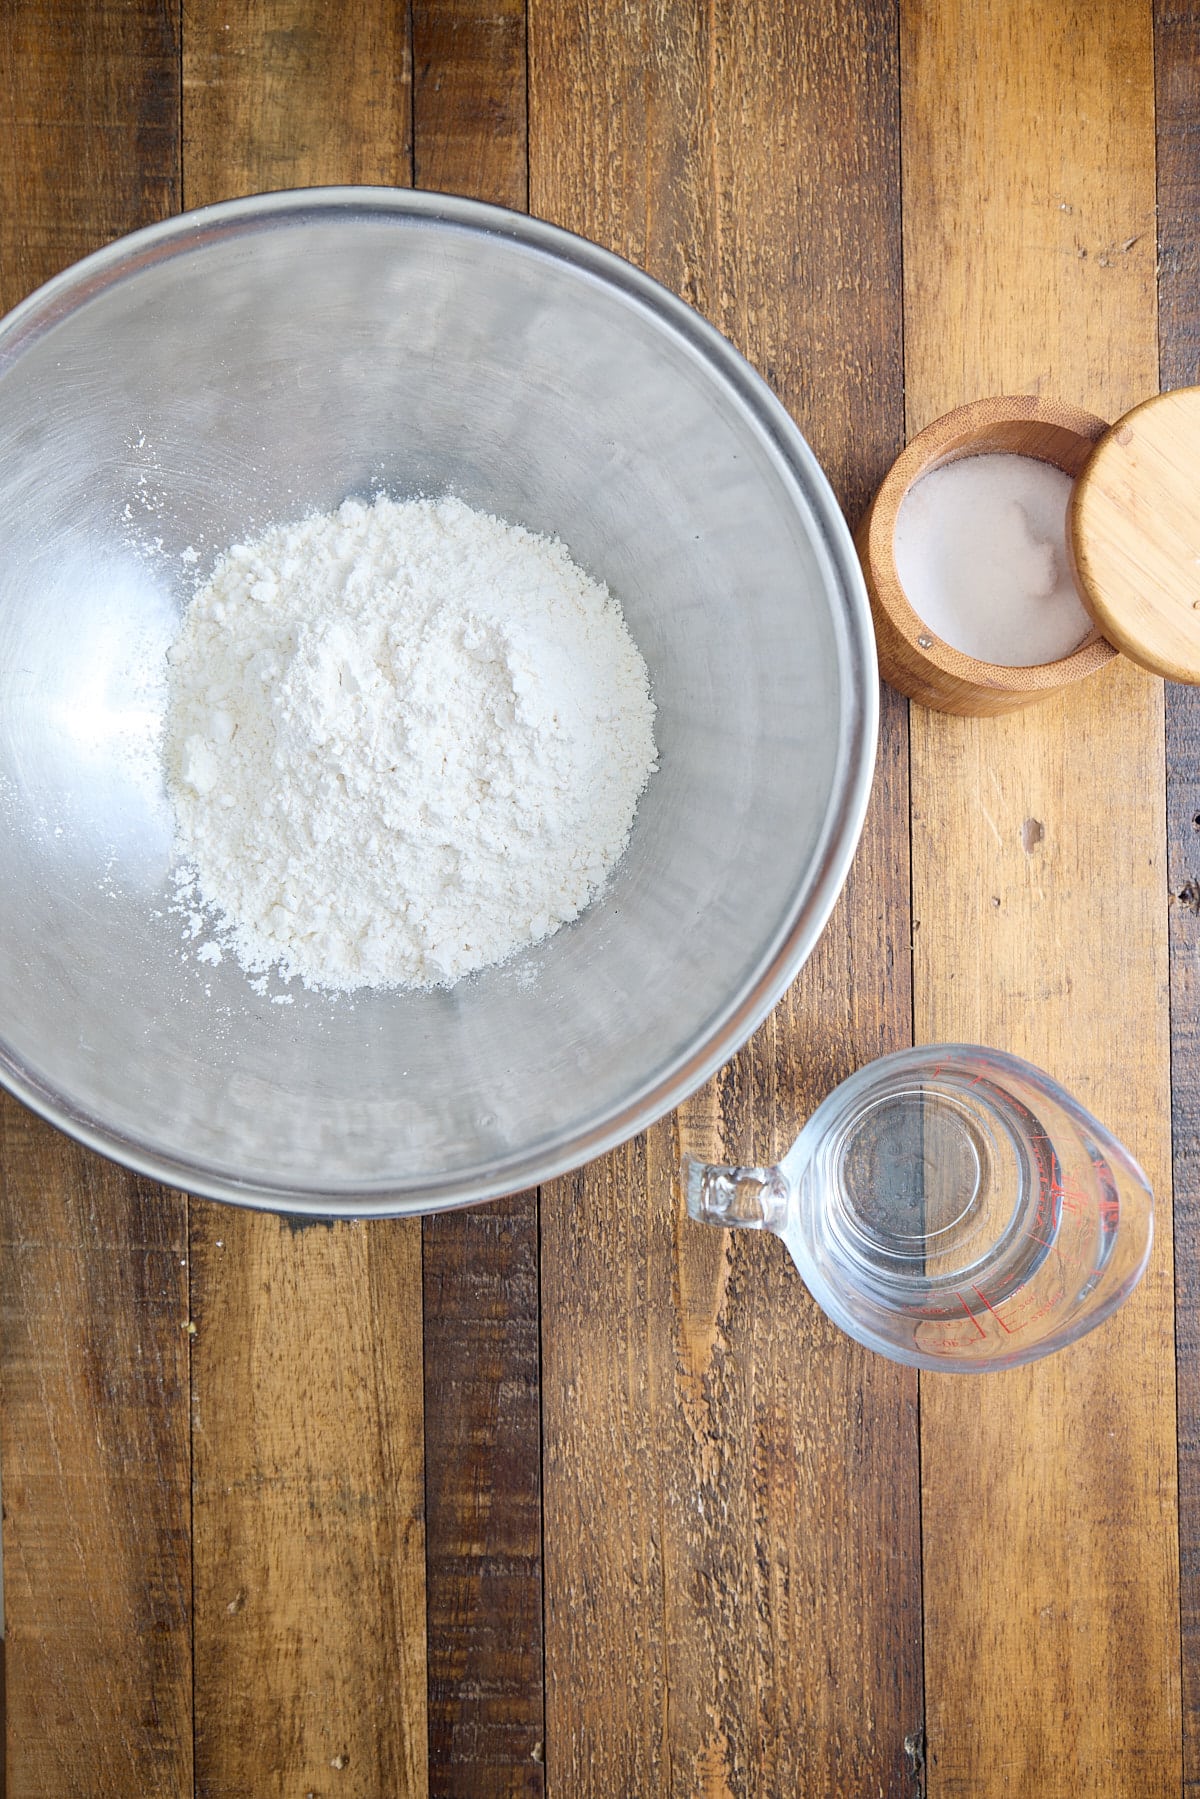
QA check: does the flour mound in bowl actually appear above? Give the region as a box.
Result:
[163,494,658,992]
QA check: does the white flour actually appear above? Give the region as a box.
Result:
[164,495,657,992]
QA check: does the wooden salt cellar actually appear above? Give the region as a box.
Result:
[857,389,1200,716]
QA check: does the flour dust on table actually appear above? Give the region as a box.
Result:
[163,495,658,992]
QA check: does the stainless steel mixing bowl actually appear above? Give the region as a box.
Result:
[0,188,877,1215]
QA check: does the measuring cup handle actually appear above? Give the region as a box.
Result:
[682,1157,790,1231]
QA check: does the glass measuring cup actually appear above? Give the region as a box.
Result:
[683,1045,1153,1371]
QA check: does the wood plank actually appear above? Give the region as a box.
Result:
[531,3,920,1791]
[1156,2,1200,1787]
[901,2,1181,1793]
[181,0,410,205]
[422,1195,544,1791]
[0,0,180,310]
[182,7,429,1795]
[1168,713,1200,1799]
[412,0,527,206]
[1154,0,1200,405]
[409,11,544,1792]
[0,1127,192,1798]
[188,1213,427,1796]
[0,4,189,1794]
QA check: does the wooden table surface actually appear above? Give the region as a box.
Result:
[1,2,1197,1794]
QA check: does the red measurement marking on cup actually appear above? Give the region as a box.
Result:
[970,1284,1013,1333]
[918,1324,992,1352]
[1008,1294,1062,1332]
[1049,1180,1084,1214]
[955,1292,987,1338]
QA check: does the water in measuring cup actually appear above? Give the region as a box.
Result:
[685,1045,1152,1372]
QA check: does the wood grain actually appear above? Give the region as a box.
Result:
[1154,0,1200,395]
[0,4,189,1794]
[181,0,410,207]
[0,1124,193,1797]
[1168,667,1200,1797]
[413,0,527,206]
[182,8,429,1796]
[0,0,180,310]
[1156,3,1200,1787]
[422,1195,544,1792]
[532,2,920,1791]
[189,1213,427,1797]
[1072,388,1200,682]
[901,1,1180,1792]
[411,12,544,1793]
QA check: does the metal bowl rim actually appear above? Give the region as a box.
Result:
[0,185,879,1216]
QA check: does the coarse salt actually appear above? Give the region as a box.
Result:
[893,452,1094,666]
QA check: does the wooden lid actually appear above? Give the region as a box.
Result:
[1070,387,1200,682]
